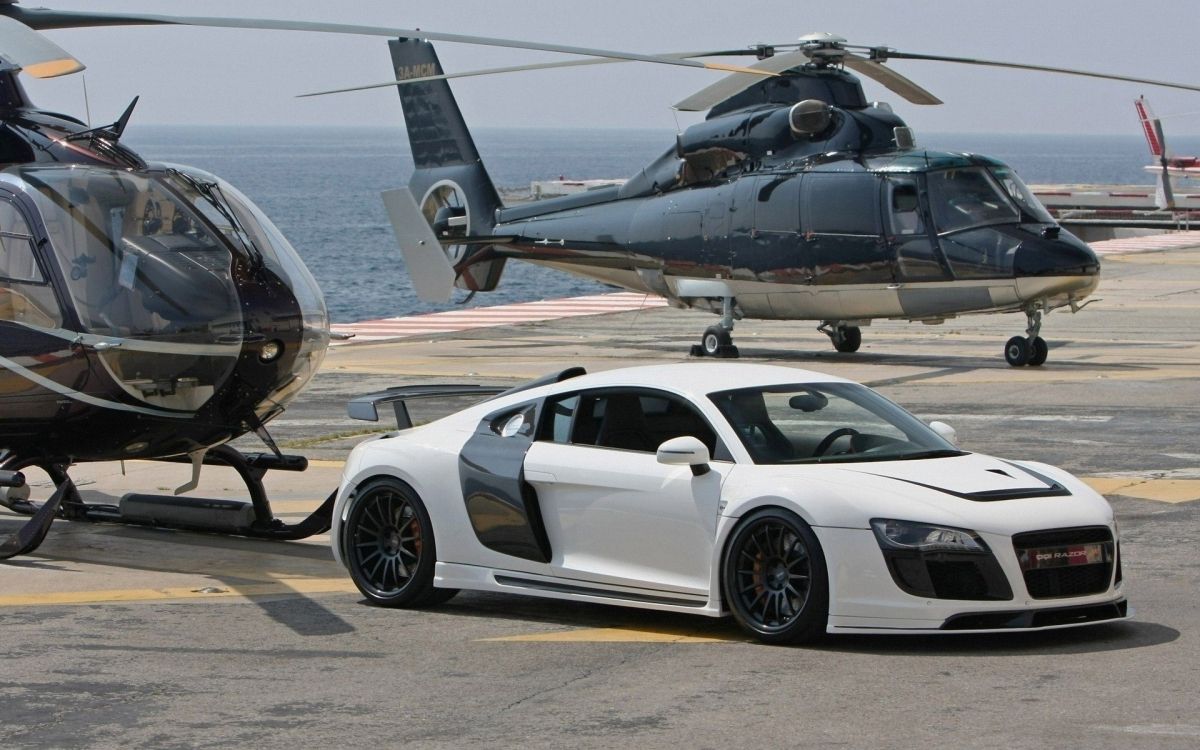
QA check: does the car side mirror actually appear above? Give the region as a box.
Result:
[656,436,711,476]
[928,420,958,447]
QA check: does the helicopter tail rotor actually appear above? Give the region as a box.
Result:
[388,38,507,297]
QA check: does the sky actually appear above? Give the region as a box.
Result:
[13,0,1200,136]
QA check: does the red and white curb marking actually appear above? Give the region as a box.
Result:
[331,292,668,344]
[1091,230,1200,255]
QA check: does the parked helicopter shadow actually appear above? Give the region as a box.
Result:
[0,513,354,638]
[698,347,1157,375]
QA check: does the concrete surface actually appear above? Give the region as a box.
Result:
[2,243,1199,748]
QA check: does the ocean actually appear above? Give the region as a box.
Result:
[123,125,1199,323]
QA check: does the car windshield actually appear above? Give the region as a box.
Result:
[709,382,962,464]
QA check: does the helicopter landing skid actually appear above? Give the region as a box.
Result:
[0,468,74,559]
[0,446,336,560]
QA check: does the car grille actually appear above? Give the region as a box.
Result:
[1012,526,1114,599]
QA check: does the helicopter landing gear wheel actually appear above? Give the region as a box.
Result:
[1006,306,1048,368]
[818,322,862,353]
[1028,336,1049,366]
[1004,336,1030,367]
[697,325,739,358]
[690,295,740,358]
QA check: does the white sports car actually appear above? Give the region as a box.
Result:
[332,363,1127,643]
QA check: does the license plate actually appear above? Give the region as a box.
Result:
[1019,543,1107,570]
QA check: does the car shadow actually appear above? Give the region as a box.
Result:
[403,591,1176,654]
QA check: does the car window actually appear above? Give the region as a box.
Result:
[709,382,960,464]
[539,389,721,456]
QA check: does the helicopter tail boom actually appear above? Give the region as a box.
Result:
[388,37,507,294]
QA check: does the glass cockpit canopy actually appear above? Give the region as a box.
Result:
[2,163,328,414]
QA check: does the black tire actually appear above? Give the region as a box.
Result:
[342,477,457,607]
[1028,336,1049,366]
[832,326,862,353]
[701,325,731,357]
[1004,335,1029,367]
[722,508,829,644]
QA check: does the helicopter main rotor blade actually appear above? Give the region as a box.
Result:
[3,7,773,78]
[673,50,810,111]
[876,49,1200,94]
[0,16,83,77]
[297,49,738,98]
[842,53,941,105]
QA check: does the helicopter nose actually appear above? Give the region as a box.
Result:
[1013,236,1100,277]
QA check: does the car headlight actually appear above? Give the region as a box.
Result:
[871,519,988,554]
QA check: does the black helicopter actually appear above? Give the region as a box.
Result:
[0,2,794,559]
[328,32,1200,366]
[0,7,336,558]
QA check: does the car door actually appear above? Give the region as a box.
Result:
[523,388,732,596]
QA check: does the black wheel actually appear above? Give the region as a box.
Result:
[701,325,738,358]
[832,326,862,353]
[342,477,456,607]
[1028,336,1048,366]
[1004,335,1029,367]
[722,508,828,644]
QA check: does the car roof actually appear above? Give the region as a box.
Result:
[527,362,853,402]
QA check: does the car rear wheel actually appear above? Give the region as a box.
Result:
[722,508,828,644]
[343,477,457,607]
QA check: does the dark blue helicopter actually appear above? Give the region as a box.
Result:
[366,32,1198,366]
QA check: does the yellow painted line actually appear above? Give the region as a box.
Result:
[480,626,740,643]
[0,577,359,607]
[1084,477,1200,504]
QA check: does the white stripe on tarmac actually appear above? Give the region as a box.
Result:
[1090,231,1200,255]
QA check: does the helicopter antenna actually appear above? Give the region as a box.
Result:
[111,95,137,139]
[81,72,91,125]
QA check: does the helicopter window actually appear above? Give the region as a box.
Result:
[0,199,60,328]
[988,167,1056,224]
[18,166,240,341]
[940,228,1022,279]
[889,183,926,236]
[926,168,1018,233]
[803,173,880,236]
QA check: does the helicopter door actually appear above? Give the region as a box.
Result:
[746,175,806,280]
[0,194,72,423]
[800,172,891,285]
[886,177,950,282]
[0,197,62,330]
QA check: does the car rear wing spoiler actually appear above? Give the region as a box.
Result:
[347,384,507,428]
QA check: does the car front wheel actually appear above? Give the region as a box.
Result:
[342,477,457,607]
[722,508,828,644]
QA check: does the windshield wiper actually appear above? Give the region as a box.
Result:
[167,169,263,267]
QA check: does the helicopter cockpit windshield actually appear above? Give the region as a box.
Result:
[926,166,1026,280]
[158,164,329,415]
[3,164,328,414]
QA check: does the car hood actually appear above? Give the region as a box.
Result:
[724,452,1113,536]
